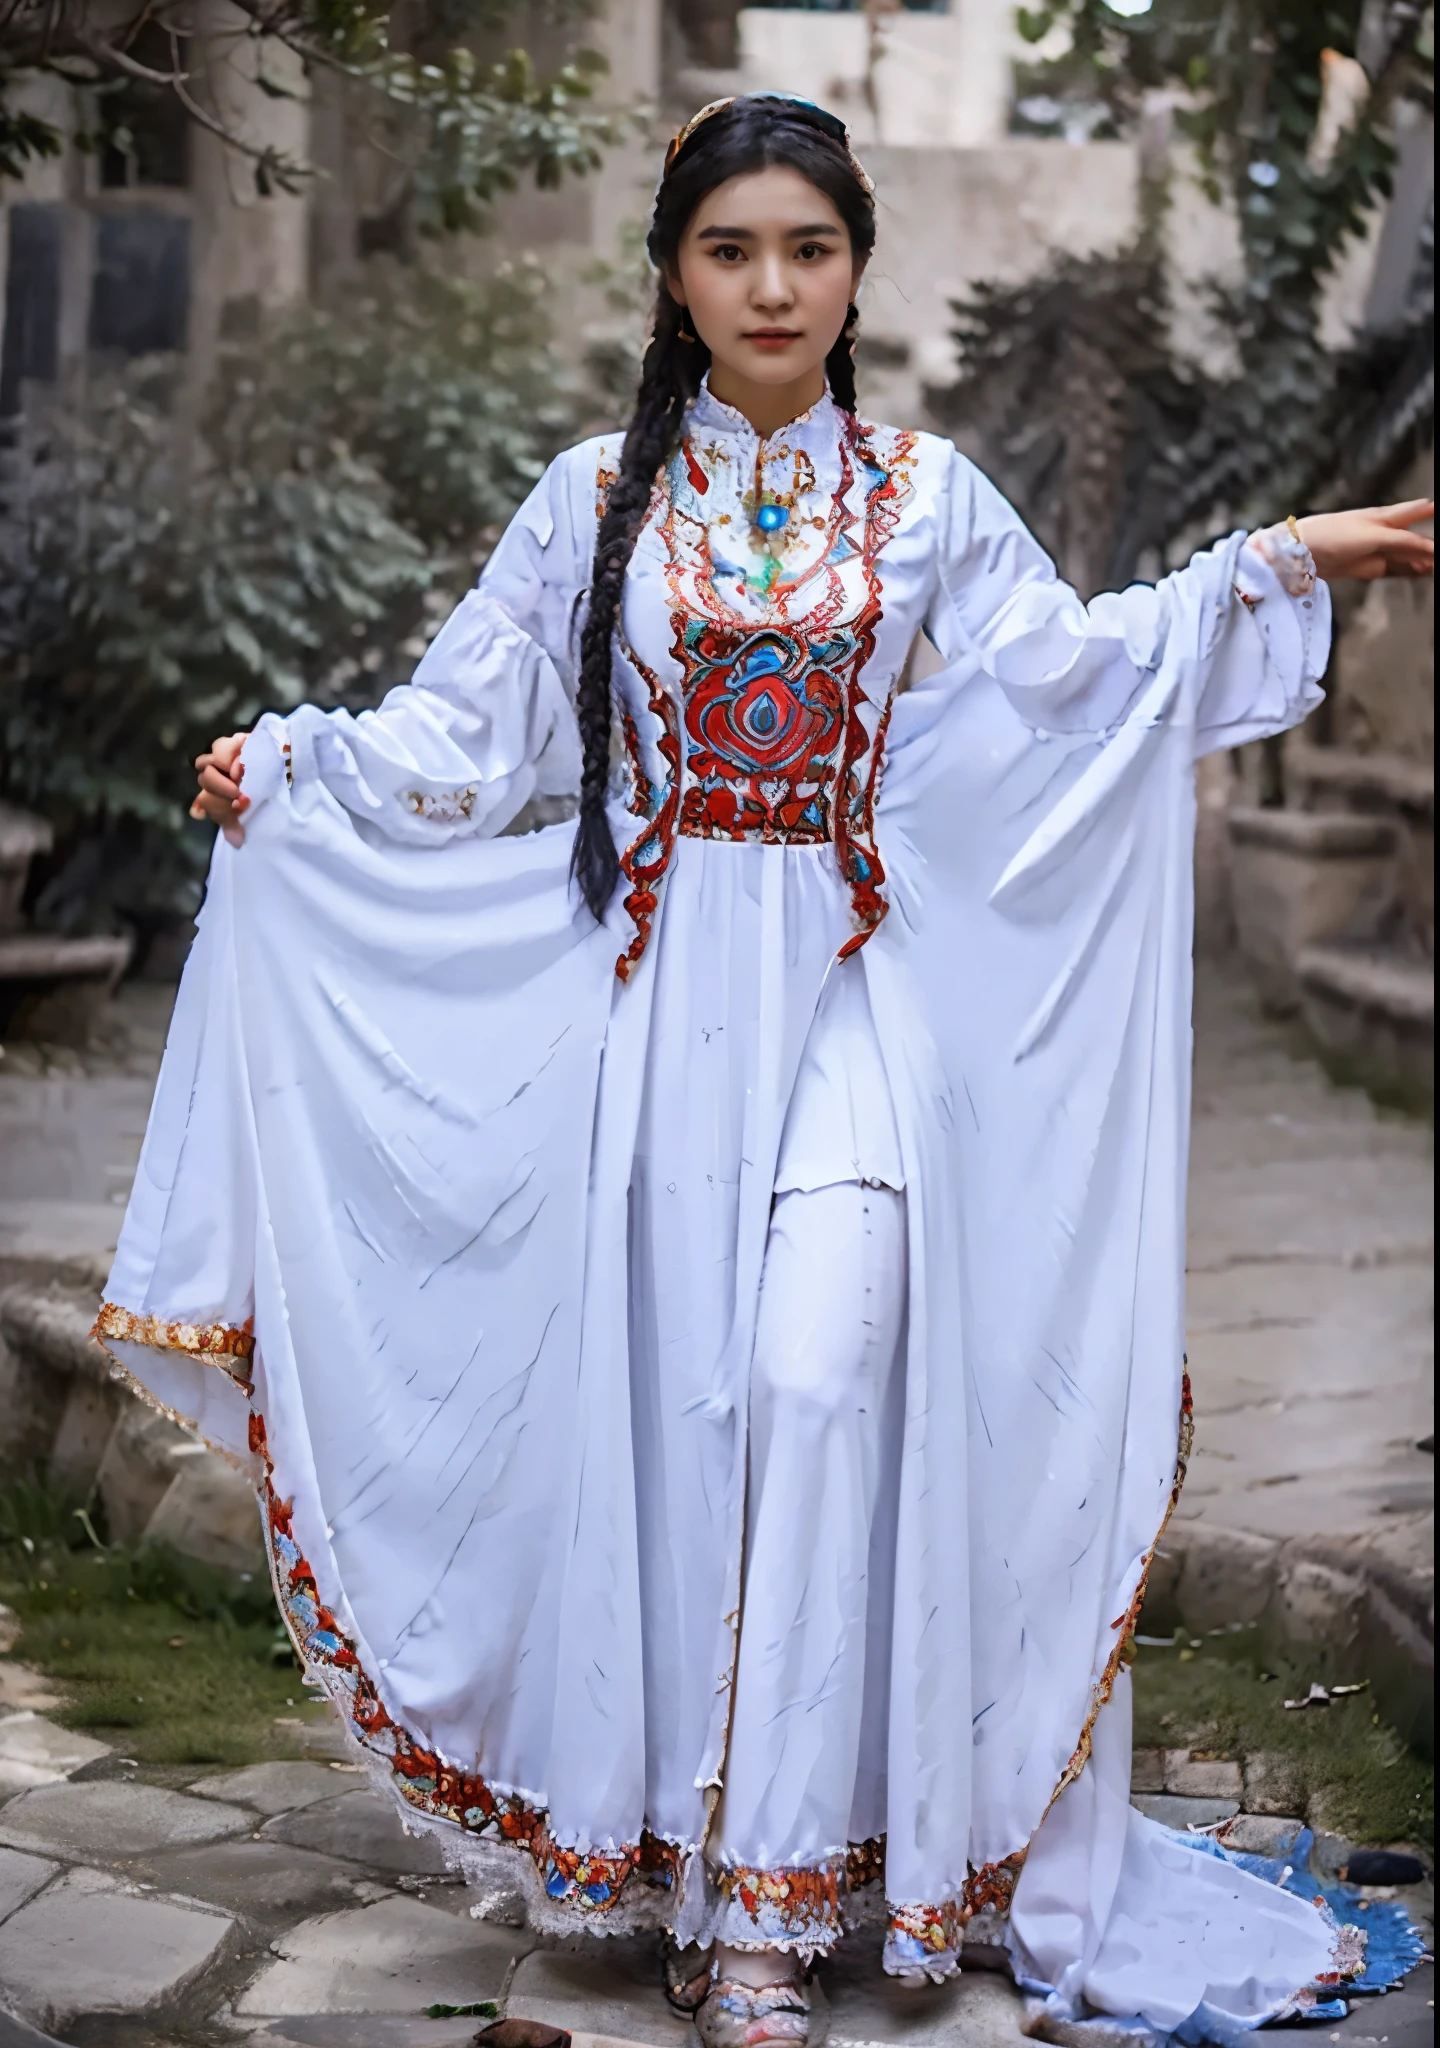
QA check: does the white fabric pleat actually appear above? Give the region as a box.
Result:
[715,1181,907,1897]
[1012,1672,1336,2029]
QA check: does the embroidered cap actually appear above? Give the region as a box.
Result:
[663,92,875,196]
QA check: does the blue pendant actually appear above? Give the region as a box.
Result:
[755,501,789,534]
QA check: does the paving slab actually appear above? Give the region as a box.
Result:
[1184,967,1434,1550]
[189,1761,351,1817]
[0,1863,233,2029]
[1131,1792,1239,1830]
[0,1844,58,1923]
[1161,1751,1243,1800]
[1215,1814,1306,1857]
[272,1710,357,1763]
[0,1713,110,1795]
[244,2023,489,2048]
[0,1665,65,1715]
[134,1837,383,1921]
[507,1936,692,2048]
[818,1943,1027,2047]
[234,1892,531,2014]
[261,1787,450,1875]
[0,1779,251,1860]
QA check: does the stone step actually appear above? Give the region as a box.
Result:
[1289,741,1435,818]
[0,806,53,938]
[1226,806,1402,1014]
[0,931,133,1047]
[0,1282,265,1572]
[1296,942,1434,1109]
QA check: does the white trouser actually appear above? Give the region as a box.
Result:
[710,1178,907,1944]
[701,1175,1339,2022]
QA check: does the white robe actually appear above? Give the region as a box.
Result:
[95,382,1350,2027]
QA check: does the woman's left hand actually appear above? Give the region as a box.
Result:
[1297,499,1434,582]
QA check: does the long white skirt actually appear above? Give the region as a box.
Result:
[713,985,1339,2028]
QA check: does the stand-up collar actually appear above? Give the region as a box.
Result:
[685,374,843,461]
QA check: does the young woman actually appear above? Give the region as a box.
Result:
[102,95,1430,2047]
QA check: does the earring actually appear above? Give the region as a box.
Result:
[846,301,859,358]
[677,320,695,344]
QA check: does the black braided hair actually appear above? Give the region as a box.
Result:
[569,96,877,923]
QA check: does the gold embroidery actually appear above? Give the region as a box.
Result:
[91,1301,255,1390]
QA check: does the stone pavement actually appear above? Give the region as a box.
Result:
[0,1698,1432,2045]
[0,970,1434,2043]
[1184,963,1433,1550]
[1164,965,1434,1748]
[0,984,173,1282]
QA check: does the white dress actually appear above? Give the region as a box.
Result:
[95,380,1358,2031]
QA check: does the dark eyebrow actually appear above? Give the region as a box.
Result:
[696,222,844,241]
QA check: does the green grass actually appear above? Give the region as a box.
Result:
[1132,1636,1434,1849]
[2,1482,1430,1831]
[0,1507,331,1768]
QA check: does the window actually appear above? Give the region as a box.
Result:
[89,212,191,356]
[97,26,190,189]
[0,205,63,416]
[744,1,948,11]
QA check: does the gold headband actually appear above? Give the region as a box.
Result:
[663,94,875,197]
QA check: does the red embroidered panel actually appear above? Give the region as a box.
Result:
[677,620,848,843]
[607,417,917,980]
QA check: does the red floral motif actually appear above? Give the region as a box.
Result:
[715,1857,846,1945]
[248,1410,681,1914]
[616,640,682,983]
[963,1848,1025,1918]
[678,622,847,842]
[887,1895,964,1962]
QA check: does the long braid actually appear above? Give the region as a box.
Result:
[826,301,860,414]
[571,287,706,921]
[570,95,875,924]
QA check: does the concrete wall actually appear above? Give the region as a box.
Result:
[735,0,1022,149]
[856,139,1141,422]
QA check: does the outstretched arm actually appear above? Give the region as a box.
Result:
[925,445,1432,746]
[1297,500,1433,582]
[190,442,602,843]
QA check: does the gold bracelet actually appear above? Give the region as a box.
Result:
[1286,514,1303,542]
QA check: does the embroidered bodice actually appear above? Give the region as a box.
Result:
[612,382,919,977]
[251,379,1328,990]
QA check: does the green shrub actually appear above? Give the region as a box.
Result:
[0,261,582,939]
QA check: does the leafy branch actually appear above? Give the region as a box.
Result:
[0,0,622,224]
[930,2,1433,591]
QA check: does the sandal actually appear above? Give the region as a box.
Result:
[663,1934,716,2015]
[693,1975,811,2046]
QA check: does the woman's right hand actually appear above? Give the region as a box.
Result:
[190,733,251,845]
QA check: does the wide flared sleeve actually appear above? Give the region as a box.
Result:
[239,438,614,841]
[922,445,1329,754]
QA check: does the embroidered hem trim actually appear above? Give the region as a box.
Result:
[251,1407,683,1918]
[105,1328,1202,1954]
[1311,1899,1368,1987]
[1047,1368,1194,1814]
[92,1300,255,1390]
